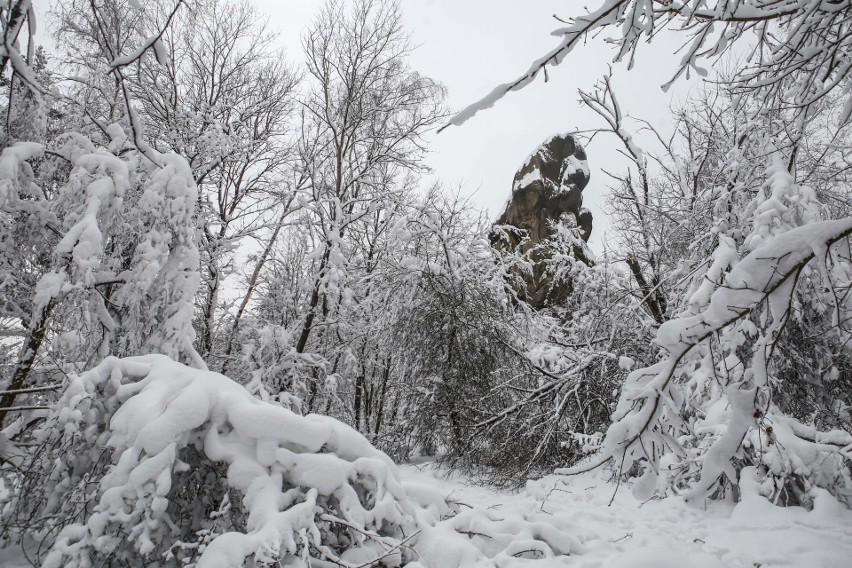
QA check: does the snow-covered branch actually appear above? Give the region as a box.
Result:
[445,0,852,129]
[561,217,852,498]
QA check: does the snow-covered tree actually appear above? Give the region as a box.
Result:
[228,0,446,419]
[53,0,301,368]
[134,0,300,365]
[0,1,202,438]
[567,76,852,504]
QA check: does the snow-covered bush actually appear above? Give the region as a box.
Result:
[10,355,441,567]
[365,207,638,485]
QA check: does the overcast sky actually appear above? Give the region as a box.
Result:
[255,0,702,252]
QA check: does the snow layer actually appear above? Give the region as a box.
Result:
[402,463,852,568]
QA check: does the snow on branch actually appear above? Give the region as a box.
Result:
[559,217,852,486]
[439,0,627,131]
[443,0,852,130]
[0,141,44,209]
[108,1,184,69]
[0,0,45,96]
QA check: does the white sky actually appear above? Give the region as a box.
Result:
[254,0,702,253]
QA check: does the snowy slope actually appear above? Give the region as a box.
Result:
[402,463,852,568]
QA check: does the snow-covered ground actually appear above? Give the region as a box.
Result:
[401,463,852,568]
[3,461,850,567]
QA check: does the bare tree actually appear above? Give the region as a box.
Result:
[292,0,445,406]
[131,0,300,364]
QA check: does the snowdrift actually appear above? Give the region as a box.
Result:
[40,355,440,567]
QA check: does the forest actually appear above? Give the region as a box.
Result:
[0,0,851,567]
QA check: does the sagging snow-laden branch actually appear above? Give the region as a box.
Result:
[443,0,852,130]
[560,216,852,501]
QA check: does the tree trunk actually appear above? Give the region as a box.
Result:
[626,252,666,324]
[0,300,52,427]
[221,213,286,375]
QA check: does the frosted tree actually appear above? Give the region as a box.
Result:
[565,77,852,503]
[239,0,445,415]
[135,0,300,365]
[53,0,301,367]
[0,1,202,434]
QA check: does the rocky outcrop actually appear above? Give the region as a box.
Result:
[492,133,593,308]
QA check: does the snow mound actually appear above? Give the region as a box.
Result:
[41,355,439,567]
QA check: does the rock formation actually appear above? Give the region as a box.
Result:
[492,133,593,308]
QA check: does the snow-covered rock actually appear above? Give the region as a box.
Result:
[500,132,592,247]
[492,133,593,307]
